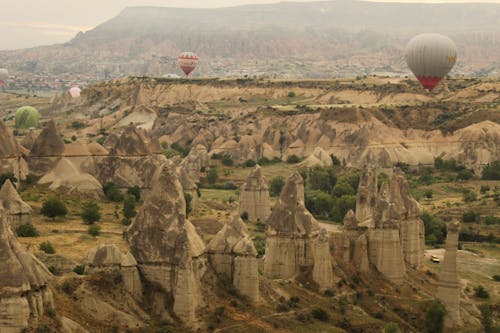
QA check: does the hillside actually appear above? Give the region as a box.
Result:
[0,0,499,84]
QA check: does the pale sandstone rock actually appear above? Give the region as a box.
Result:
[299,147,333,168]
[207,212,259,302]
[0,206,53,332]
[343,209,358,230]
[60,316,89,333]
[28,120,65,176]
[0,180,32,230]
[265,172,333,289]
[85,244,143,300]
[177,166,199,210]
[179,144,209,183]
[356,166,378,228]
[0,120,26,181]
[312,229,333,291]
[238,165,271,222]
[111,123,150,156]
[437,221,462,328]
[127,161,206,326]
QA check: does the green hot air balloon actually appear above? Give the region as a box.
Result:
[15,106,40,129]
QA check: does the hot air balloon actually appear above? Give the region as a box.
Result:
[15,106,40,129]
[69,86,81,98]
[178,52,199,77]
[405,33,457,91]
[0,68,8,89]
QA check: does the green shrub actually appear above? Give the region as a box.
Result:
[184,193,192,217]
[479,304,494,333]
[243,159,256,167]
[121,218,131,226]
[305,190,334,218]
[16,223,39,237]
[462,190,477,203]
[73,265,85,275]
[88,225,101,237]
[71,121,85,129]
[306,166,337,193]
[221,154,234,166]
[462,210,480,223]
[484,215,500,225]
[40,241,55,254]
[286,154,301,164]
[474,285,489,299]
[482,161,500,180]
[0,172,17,187]
[287,91,296,98]
[330,154,341,166]
[81,202,101,224]
[385,322,399,333]
[425,300,446,333]
[123,195,137,219]
[422,212,446,246]
[270,176,285,197]
[457,169,474,181]
[127,186,141,201]
[103,182,124,202]
[493,275,500,282]
[240,211,249,221]
[332,181,355,197]
[424,189,433,199]
[311,308,330,321]
[480,185,490,194]
[207,168,218,185]
[41,197,68,220]
[170,141,191,157]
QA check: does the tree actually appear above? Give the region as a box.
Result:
[479,304,494,333]
[103,182,124,202]
[184,193,192,217]
[40,242,55,254]
[474,285,489,299]
[88,225,101,237]
[422,212,447,246]
[332,181,355,197]
[425,300,446,333]
[127,186,141,201]
[270,176,285,197]
[462,210,479,223]
[482,161,500,180]
[81,202,101,225]
[331,195,356,222]
[123,195,137,220]
[307,166,337,193]
[16,223,39,237]
[221,154,234,166]
[0,172,17,187]
[286,154,301,164]
[41,197,68,221]
[207,167,219,185]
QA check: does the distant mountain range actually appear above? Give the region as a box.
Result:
[1,0,499,80]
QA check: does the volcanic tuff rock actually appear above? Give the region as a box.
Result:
[127,161,206,326]
[0,119,19,158]
[38,158,103,198]
[299,147,333,168]
[21,130,38,150]
[207,212,259,302]
[437,221,462,328]
[355,166,378,228]
[264,172,333,289]
[28,120,65,176]
[238,165,271,222]
[179,144,209,183]
[0,179,32,230]
[111,123,150,156]
[0,206,54,332]
[177,166,199,210]
[85,244,143,300]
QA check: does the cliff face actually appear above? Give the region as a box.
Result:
[238,165,271,223]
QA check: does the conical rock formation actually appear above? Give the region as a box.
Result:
[207,212,259,302]
[356,165,378,227]
[264,172,333,289]
[28,120,65,176]
[111,123,150,156]
[85,244,142,301]
[299,147,333,168]
[0,179,32,230]
[0,206,54,332]
[127,161,206,326]
[238,165,271,222]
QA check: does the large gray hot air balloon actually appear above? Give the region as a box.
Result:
[405,33,457,91]
[0,68,8,88]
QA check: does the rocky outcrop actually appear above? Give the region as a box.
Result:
[238,165,271,222]
[388,169,425,269]
[179,144,209,183]
[21,130,38,151]
[367,182,406,285]
[436,221,461,328]
[177,167,199,210]
[264,172,332,289]
[85,244,143,301]
[0,206,54,332]
[98,124,167,189]
[0,120,26,181]
[207,212,259,302]
[127,161,206,326]
[111,123,150,156]
[299,147,333,168]
[0,180,32,230]
[355,166,378,228]
[312,229,334,291]
[28,120,65,176]
[38,158,103,198]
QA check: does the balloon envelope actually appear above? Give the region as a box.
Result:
[405,33,457,91]
[69,86,81,98]
[178,52,199,77]
[15,106,40,129]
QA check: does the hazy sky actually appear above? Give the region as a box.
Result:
[1,0,499,50]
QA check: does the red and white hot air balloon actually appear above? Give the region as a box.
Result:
[178,52,199,77]
[0,68,9,89]
[405,33,457,91]
[69,86,81,98]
